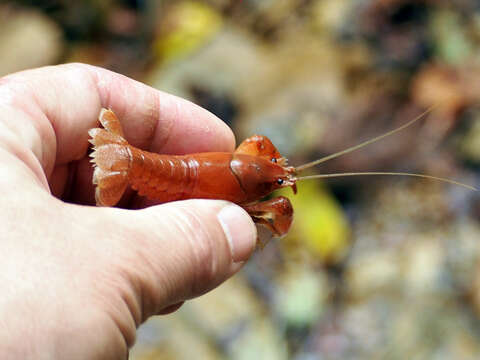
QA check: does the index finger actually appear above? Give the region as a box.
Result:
[2,63,235,173]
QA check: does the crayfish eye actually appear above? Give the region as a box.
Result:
[271,158,277,163]
[276,178,284,185]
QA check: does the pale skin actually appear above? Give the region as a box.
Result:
[0,63,257,359]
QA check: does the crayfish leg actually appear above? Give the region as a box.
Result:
[242,196,293,245]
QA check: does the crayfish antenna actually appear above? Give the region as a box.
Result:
[292,105,477,191]
[295,106,437,172]
[296,172,478,191]
[89,109,131,206]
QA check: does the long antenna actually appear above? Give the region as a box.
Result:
[296,172,477,191]
[295,106,436,172]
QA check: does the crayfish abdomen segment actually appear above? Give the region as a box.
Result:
[128,149,195,202]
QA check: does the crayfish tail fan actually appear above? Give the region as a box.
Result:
[88,109,131,206]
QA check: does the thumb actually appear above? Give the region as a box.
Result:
[109,199,257,318]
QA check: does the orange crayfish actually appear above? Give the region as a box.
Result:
[89,108,476,239]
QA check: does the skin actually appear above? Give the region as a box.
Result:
[0,63,257,359]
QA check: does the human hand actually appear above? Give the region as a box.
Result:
[0,63,257,359]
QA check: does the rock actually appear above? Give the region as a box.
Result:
[0,7,63,76]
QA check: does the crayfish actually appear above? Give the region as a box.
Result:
[89,108,476,239]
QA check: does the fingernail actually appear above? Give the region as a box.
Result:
[217,205,257,263]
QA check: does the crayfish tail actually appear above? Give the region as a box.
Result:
[89,109,131,206]
[88,128,127,147]
[98,108,126,137]
[93,168,128,206]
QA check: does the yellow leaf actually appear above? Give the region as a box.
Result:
[277,180,350,264]
[154,2,223,63]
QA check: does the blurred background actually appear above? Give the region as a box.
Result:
[2,0,480,358]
